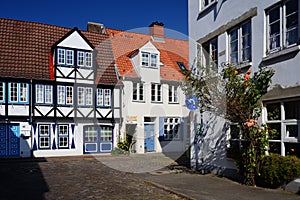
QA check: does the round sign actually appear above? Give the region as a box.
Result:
[185,94,199,110]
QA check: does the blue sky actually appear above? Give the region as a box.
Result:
[1,0,188,38]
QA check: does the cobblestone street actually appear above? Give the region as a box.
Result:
[0,155,183,200]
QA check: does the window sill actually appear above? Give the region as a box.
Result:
[132,100,145,103]
[168,102,179,104]
[151,101,163,104]
[263,45,300,62]
[232,61,252,69]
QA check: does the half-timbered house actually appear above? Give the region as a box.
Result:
[0,18,121,157]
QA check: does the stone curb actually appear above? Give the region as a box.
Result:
[144,180,196,200]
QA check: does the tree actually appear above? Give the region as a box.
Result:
[182,63,274,185]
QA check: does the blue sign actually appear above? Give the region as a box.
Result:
[185,95,199,110]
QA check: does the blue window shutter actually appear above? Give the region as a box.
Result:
[159,117,164,141]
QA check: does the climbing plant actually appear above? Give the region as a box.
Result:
[182,63,275,186]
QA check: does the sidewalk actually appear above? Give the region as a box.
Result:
[140,170,300,200]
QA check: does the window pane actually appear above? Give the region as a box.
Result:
[86,88,93,105]
[230,29,238,63]
[285,142,300,157]
[20,83,27,102]
[142,52,149,67]
[66,50,73,65]
[132,83,137,101]
[36,85,44,103]
[58,86,65,104]
[241,21,251,61]
[157,85,162,102]
[268,6,281,50]
[286,124,298,138]
[151,84,156,101]
[0,82,3,102]
[150,54,157,67]
[66,86,73,104]
[58,49,65,64]
[139,84,144,101]
[269,142,281,154]
[86,52,92,67]
[285,0,298,47]
[10,83,18,102]
[104,89,111,106]
[268,123,281,140]
[45,85,53,104]
[85,126,97,142]
[78,87,85,105]
[267,103,281,120]
[285,100,300,119]
[78,52,84,66]
[100,126,112,141]
[97,89,103,106]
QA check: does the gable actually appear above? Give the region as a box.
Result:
[57,31,93,50]
[139,41,160,54]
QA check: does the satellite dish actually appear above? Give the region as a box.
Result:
[185,94,199,110]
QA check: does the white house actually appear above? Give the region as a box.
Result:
[188,0,300,173]
[107,22,191,155]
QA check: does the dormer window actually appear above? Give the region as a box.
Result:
[141,52,158,68]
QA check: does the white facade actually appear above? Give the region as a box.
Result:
[189,0,300,171]
[118,41,190,154]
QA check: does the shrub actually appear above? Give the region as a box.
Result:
[256,154,300,188]
[117,134,132,152]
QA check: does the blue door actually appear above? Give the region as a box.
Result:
[144,124,155,152]
[83,125,113,154]
[0,124,20,157]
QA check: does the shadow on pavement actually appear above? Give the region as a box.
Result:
[0,158,49,200]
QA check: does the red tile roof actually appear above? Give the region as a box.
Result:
[106,28,189,81]
[0,18,118,85]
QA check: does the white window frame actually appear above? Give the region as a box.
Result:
[141,52,149,67]
[57,85,65,105]
[168,85,179,103]
[132,82,144,102]
[228,20,252,65]
[0,82,4,102]
[39,124,50,149]
[266,0,299,54]
[151,84,162,102]
[202,37,218,70]
[150,54,158,68]
[9,83,29,103]
[77,51,93,67]
[36,84,53,104]
[85,52,93,67]
[104,89,111,107]
[66,50,74,65]
[77,51,85,67]
[97,88,104,107]
[141,52,158,68]
[57,48,65,65]
[77,87,85,106]
[97,88,111,107]
[57,85,73,105]
[58,125,69,148]
[264,99,300,156]
[77,87,93,106]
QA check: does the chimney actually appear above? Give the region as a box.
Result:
[149,21,164,39]
[87,22,106,34]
